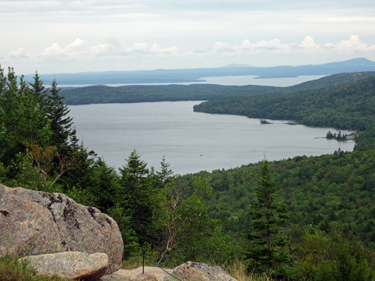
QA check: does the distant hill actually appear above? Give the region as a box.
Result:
[193,76,375,134]
[62,71,375,105]
[23,58,375,86]
[287,71,375,91]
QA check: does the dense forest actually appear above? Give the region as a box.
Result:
[1,66,375,280]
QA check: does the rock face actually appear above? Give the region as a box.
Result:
[101,266,173,281]
[162,261,237,281]
[20,252,109,280]
[0,184,123,274]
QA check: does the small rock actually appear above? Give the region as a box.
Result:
[20,251,109,280]
[101,266,173,281]
[162,261,237,281]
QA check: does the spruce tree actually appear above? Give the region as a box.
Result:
[46,79,75,152]
[29,71,48,110]
[119,150,157,247]
[246,160,295,279]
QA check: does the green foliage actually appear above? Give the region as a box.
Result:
[153,176,222,265]
[46,79,76,152]
[119,150,158,248]
[88,158,122,211]
[4,152,61,193]
[182,149,375,247]
[107,202,140,259]
[291,225,375,281]
[246,160,295,279]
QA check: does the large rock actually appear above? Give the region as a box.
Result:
[0,184,123,274]
[101,266,173,281]
[162,261,237,281]
[20,251,109,280]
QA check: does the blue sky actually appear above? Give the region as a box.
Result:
[1,0,375,74]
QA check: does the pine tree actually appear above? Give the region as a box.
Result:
[246,160,295,279]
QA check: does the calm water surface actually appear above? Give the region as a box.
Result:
[69,101,354,175]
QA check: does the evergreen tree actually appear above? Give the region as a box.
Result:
[246,160,295,279]
[88,158,121,212]
[119,150,157,247]
[46,79,75,151]
[29,71,48,110]
[156,156,174,187]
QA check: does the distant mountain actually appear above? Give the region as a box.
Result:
[23,58,375,86]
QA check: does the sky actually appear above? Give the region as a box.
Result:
[1,0,375,75]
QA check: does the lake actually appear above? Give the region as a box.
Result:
[69,101,354,175]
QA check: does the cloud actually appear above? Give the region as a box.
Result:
[4,35,375,73]
[336,35,375,53]
[90,43,118,56]
[234,39,292,54]
[41,38,86,57]
[65,38,86,51]
[7,48,28,58]
[149,43,179,55]
[298,35,375,54]
[126,43,148,53]
[300,36,320,49]
[42,43,64,57]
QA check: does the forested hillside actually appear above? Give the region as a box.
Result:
[1,66,375,280]
[62,71,375,105]
[181,150,375,246]
[194,76,375,151]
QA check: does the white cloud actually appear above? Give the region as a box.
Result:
[126,43,148,53]
[149,43,179,55]
[297,35,375,54]
[90,43,117,56]
[65,38,86,51]
[41,38,86,57]
[7,48,28,58]
[42,43,65,57]
[300,36,320,49]
[336,35,375,53]
[234,39,291,54]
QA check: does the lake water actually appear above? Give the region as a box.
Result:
[60,75,325,88]
[69,101,354,175]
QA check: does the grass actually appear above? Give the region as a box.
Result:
[222,260,274,281]
[0,254,70,281]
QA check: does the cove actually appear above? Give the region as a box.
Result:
[69,101,354,175]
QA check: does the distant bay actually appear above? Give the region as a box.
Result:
[69,101,354,175]
[60,75,325,88]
